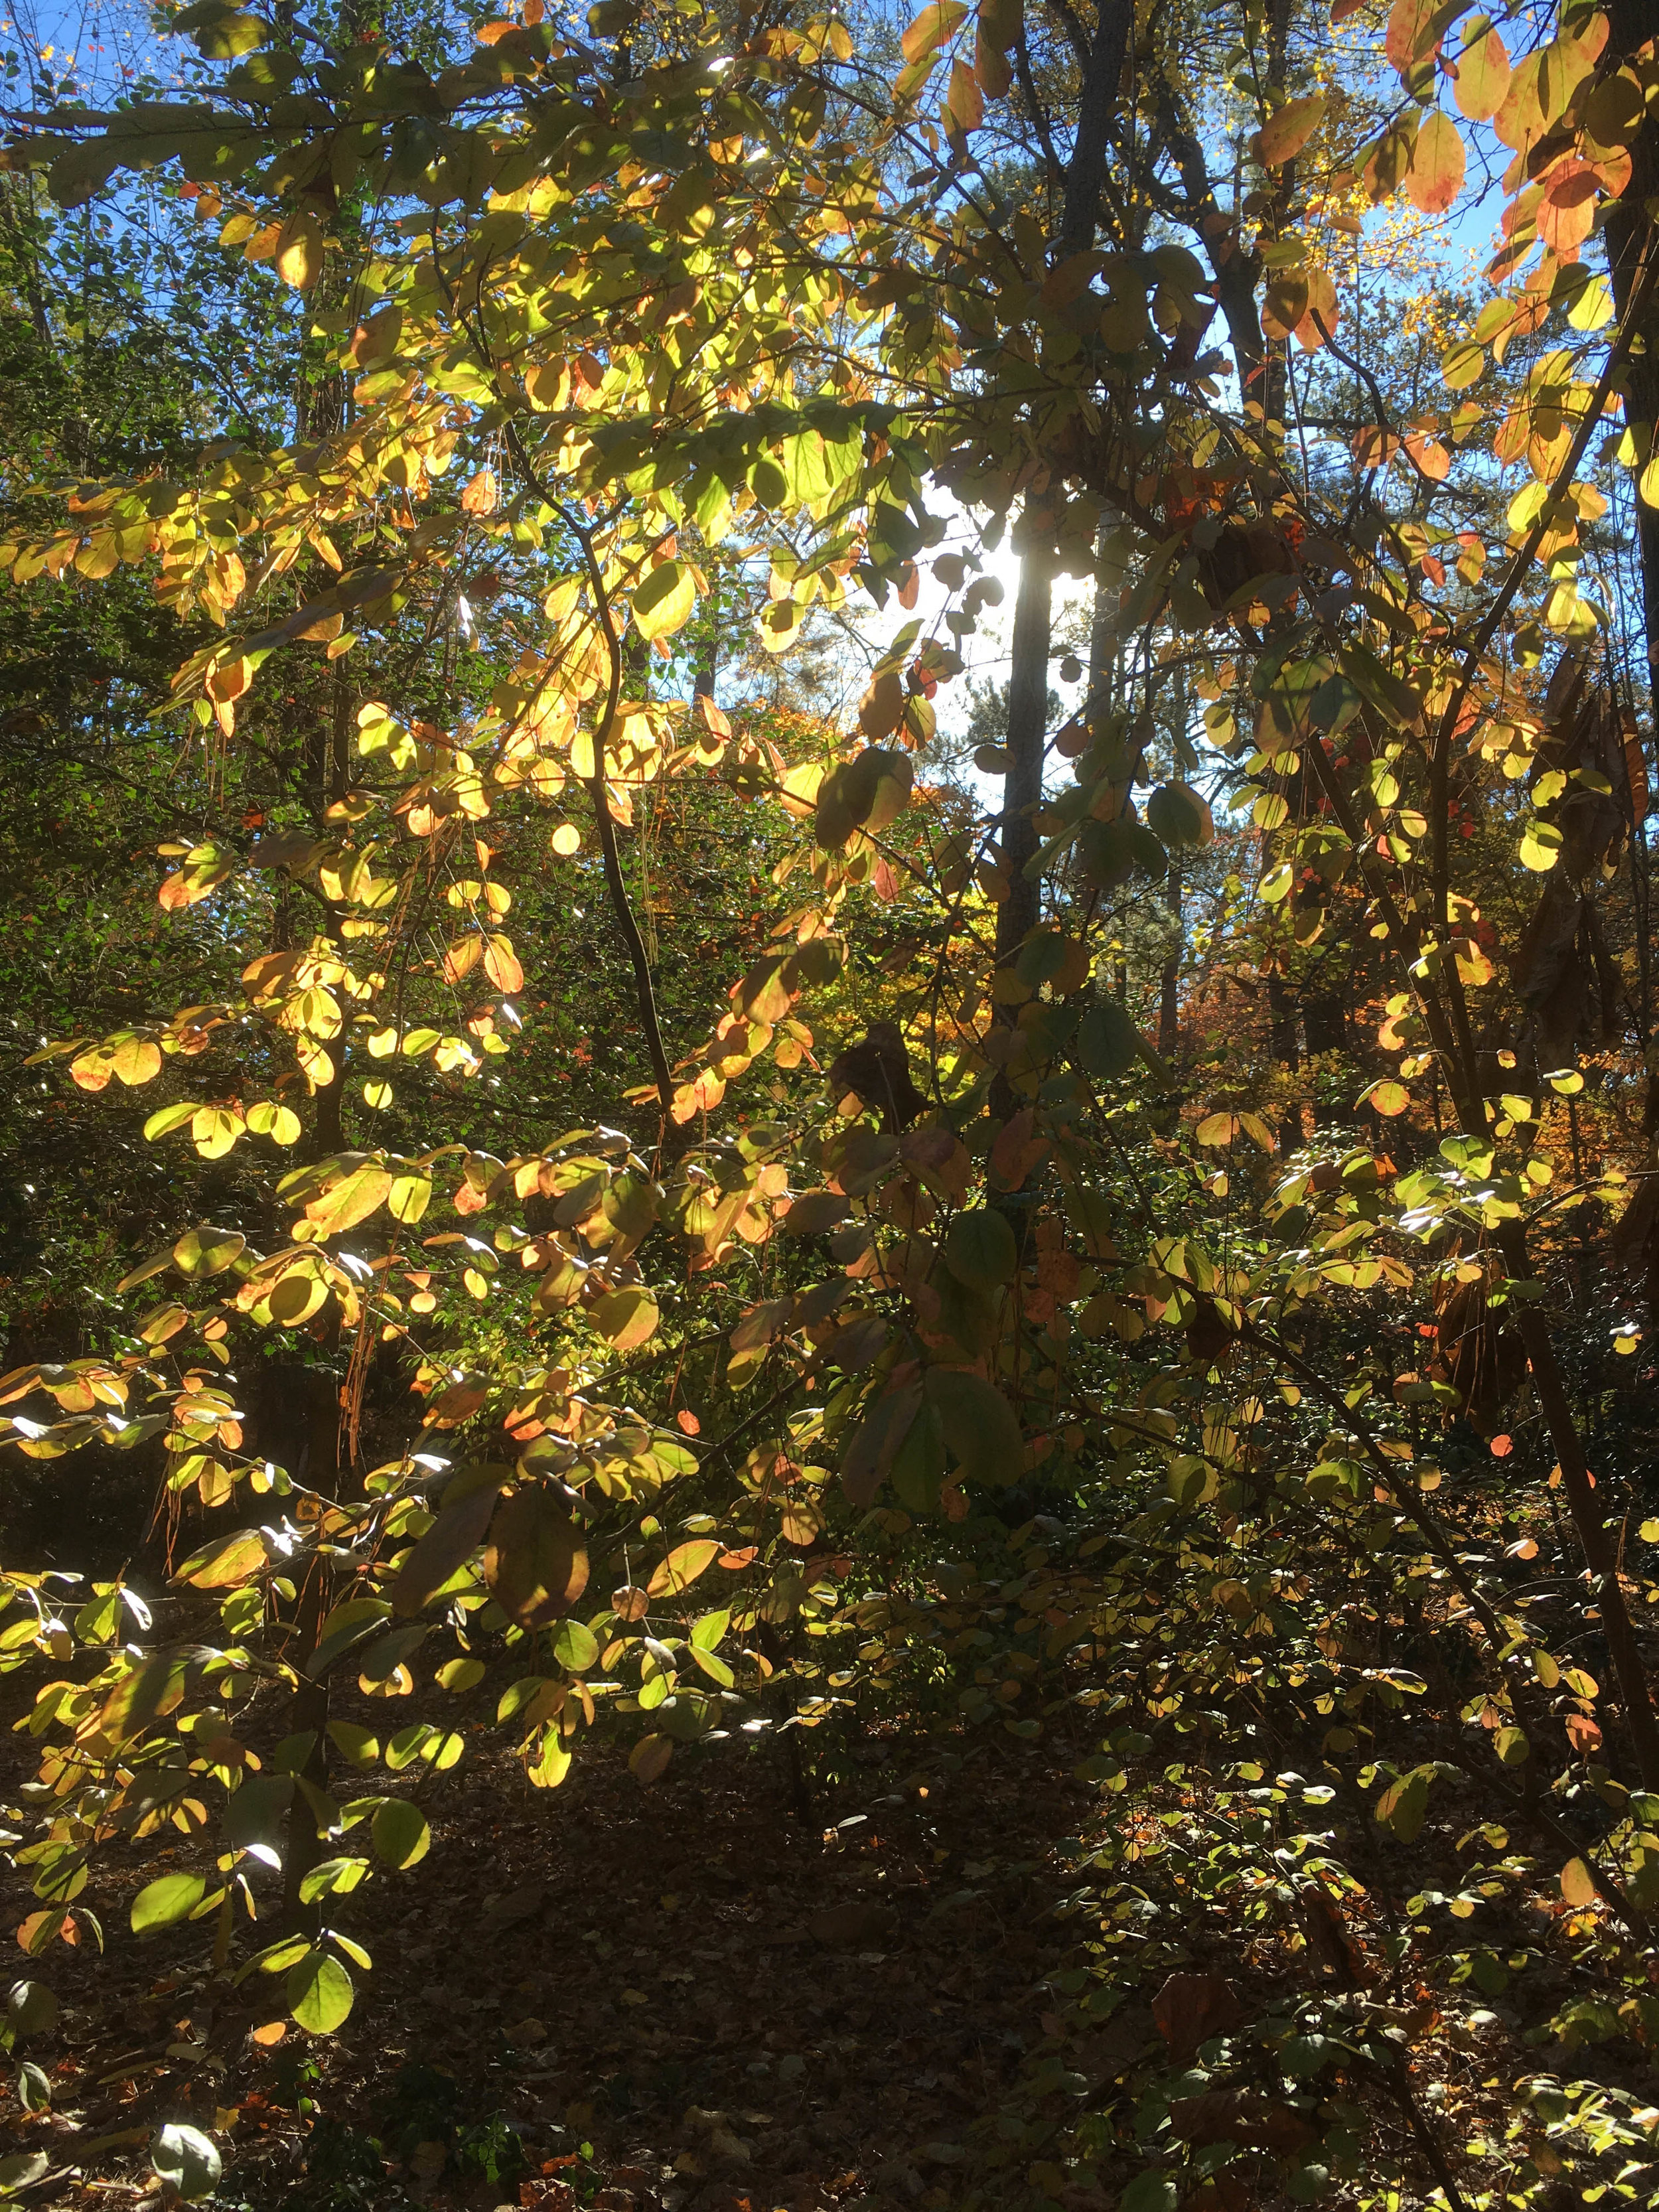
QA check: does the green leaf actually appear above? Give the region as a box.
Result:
[151,2124,223,2202]
[297,1856,370,1903]
[924,1367,1022,1487]
[173,1528,267,1591]
[285,1948,354,2034]
[172,1226,246,1277]
[1144,782,1214,849]
[690,1606,730,1651]
[552,1618,599,1672]
[391,1478,502,1618]
[5,1981,58,2038]
[1118,2173,1177,2212]
[1340,642,1422,729]
[485,1487,591,1625]
[1074,1001,1141,1080]
[143,1102,198,1140]
[942,1208,1016,1291]
[131,1873,207,1936]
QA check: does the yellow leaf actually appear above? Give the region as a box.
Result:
[632,558,695,641]
[1560,1856,1595,1909]
[274,210,323,290]
[901,0,966,64]
[1406,108,1465,214]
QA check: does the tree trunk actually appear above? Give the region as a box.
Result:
[1157,860,1182,1059]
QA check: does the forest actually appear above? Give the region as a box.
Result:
[2,0,1659,2204]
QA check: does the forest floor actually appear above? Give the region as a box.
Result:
[2,1703,1114,2212]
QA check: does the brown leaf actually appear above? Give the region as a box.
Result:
[1151,1971,1244,2065]
[1169,2089,1314,2153]
[989,1106,1050,1191]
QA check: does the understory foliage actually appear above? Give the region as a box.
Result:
[4,0,1659,2205]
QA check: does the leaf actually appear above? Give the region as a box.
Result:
[1520,819,1563,871]
[1374,1763,1432,1840]
[943,54,983,131]
[926,1367,1023,1488]
[306,1161,393,1236]
[285,1949,354,2034]
[173,1226,246,1277]
[1118,2175,1178,2212]
[371,1798,431,1870]
[1195,1112,1239,1147]
[1560,1856,1596,1908]
[1453,19,1510,119]
[391,1477,502,1617]
[111,1035,162,1085]
[151,2122,223,2202]
[191,1106,244,1160]
[783,1191,849,1234]
[1407,108,1465,213]
[482,933,524,993]
[632,559,696,640]
[173,1528,267,1590]
[841,1381,924,1507]
[6,1981,60,2037]
[1341,643,1422,729]
[1074,1001,1141,1079]
[1441,338,1483,390]
[1145,782,1214,849]
[1151,1970,1244,2065]
[1252,92,1327,166]
[591,1285,660,1351]
[273,210,322,289]
[460,466,498,515]
[131,1873,208,1935]
[1385,0,1439,70]
[630,1732,674,1784]
[485,1487,591,1625]
[942,1207,1017,1290]
[553,1618,599,1671]
[646,1540,721,1597]
[901,0,966,64]
[388,1169,431,1223]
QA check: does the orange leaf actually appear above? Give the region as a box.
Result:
[461,466,498,516]
[1404,431,1451,480]
[1384,0,1438,70]
[483,934,524,993]
[1539,160,1600,255]
[1252,92,1327,167]
[944,54,983,131]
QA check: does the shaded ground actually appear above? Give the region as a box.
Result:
[3,1714,1101,2211]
